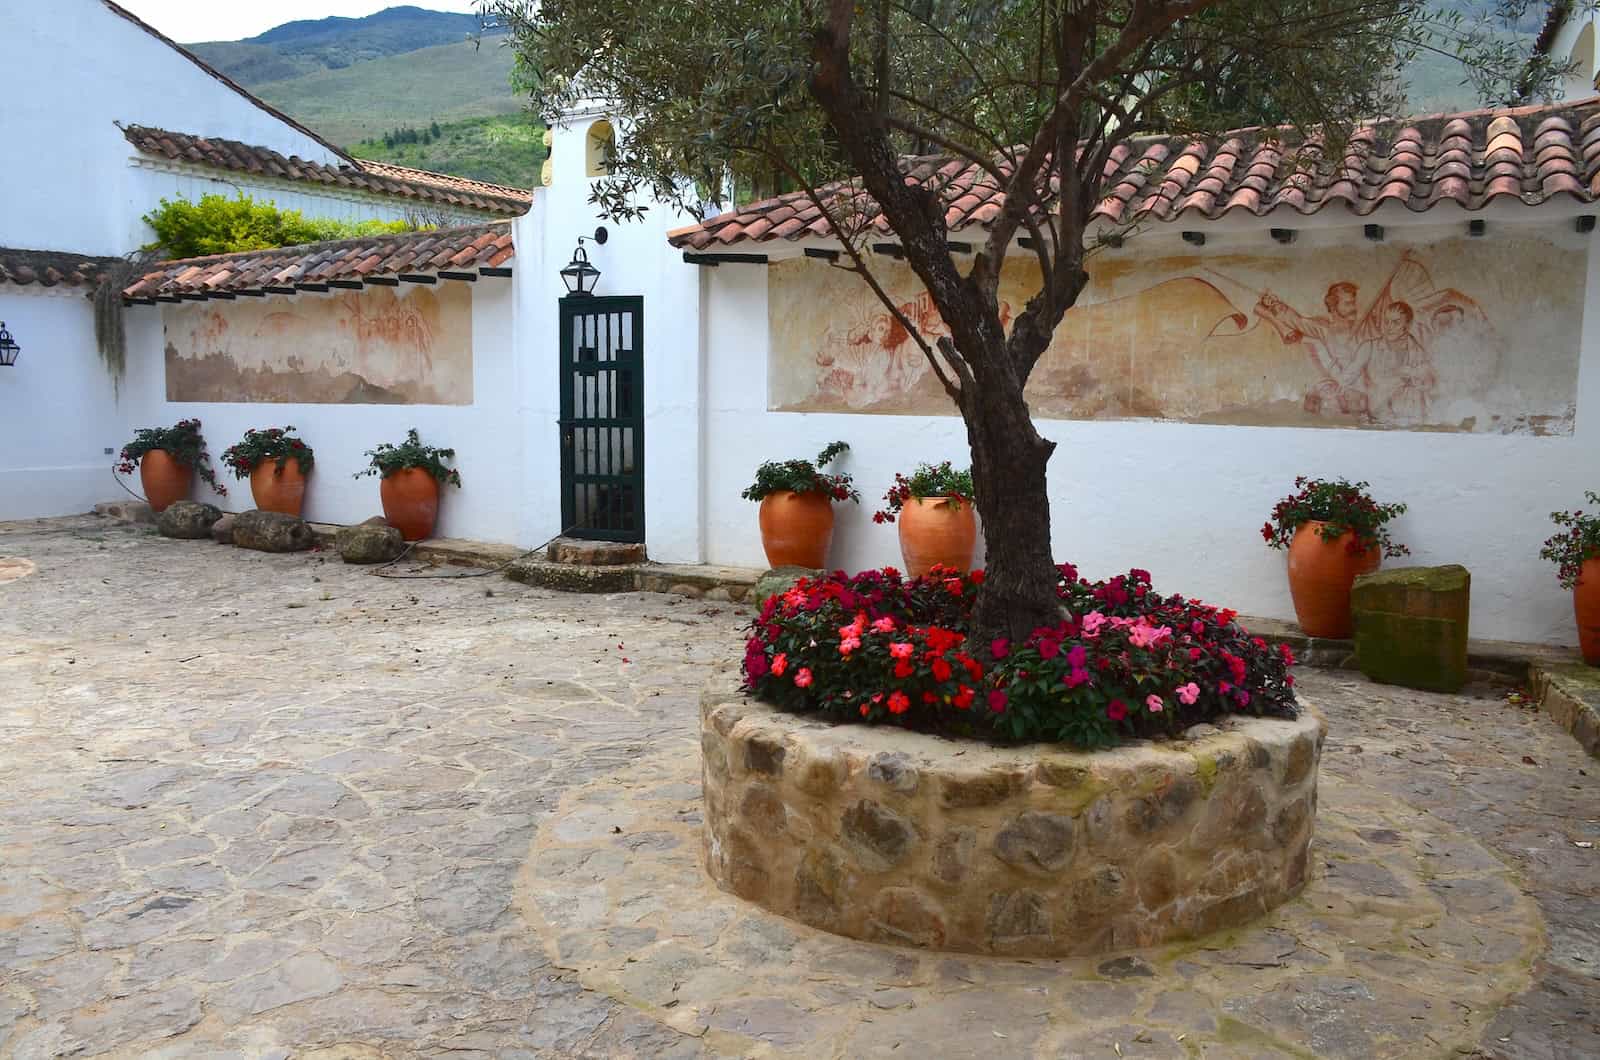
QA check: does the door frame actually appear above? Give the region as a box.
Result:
[557,294,645,543]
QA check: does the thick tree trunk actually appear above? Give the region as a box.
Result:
[965,379,1062,643]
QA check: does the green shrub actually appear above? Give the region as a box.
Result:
[142,193,417,259]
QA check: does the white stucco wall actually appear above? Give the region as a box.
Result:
[512,109,705,562]
[115,279,523,542]
[697,213,1600,647]
[0,289,126,520]
[2,0,347,257]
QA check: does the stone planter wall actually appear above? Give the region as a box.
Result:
[701,679,1325,957]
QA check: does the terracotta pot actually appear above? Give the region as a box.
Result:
[758,490,835,569]
[249,457,308,517]
[897,496,978,577]
[1575,557,1600,666]
[380,467,442,541]
[1286,520,1381,638]
[139,449,192,513]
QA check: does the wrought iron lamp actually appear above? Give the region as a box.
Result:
[0,322,19,367]
[560,238,601,297]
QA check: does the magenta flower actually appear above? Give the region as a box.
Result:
[990,638,1009,660]
[1067,644,1088,668]
[1107,699,1128,721]
[988,689,1008,712]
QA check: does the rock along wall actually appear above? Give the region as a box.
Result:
[700,680,1326,957]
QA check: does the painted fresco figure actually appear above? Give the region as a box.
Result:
[1358,300,1436,422]
[1255,282,1371,417]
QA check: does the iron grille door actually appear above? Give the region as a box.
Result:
[558,295,645,542]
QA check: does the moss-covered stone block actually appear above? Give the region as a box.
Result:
[1352,565,1470,692]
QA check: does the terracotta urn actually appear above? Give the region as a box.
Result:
[1286,520,1380,638]
[250,458,308,517]
[1575,556,1600,665]
[380,467,442,542]
[758,490,835,569]
[139,449,192,513]
[897,496,977,577]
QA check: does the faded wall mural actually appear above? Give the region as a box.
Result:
[165,284,473,405]
[769,234,1583,434]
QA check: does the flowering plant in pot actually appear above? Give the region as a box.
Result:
[873,461,977,576]
[221,426,314,517]
[354,428,462,541]
[741,441,858,569]
[117,418,225,512]
[743,563,1296,749]
[1262,476,1409,638]
[1539,491,1600,664]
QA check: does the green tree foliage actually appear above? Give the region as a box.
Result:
[482,0,1571,638]
[142,194,417,259]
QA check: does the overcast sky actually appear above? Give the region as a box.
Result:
[116,1,483,44]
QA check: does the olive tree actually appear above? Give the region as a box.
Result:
[483,0,1568,639]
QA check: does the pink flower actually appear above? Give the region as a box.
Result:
[1176,682,1200,705]
[889,642,914,660]
[988,689,1008,712]
[1081,611,1106,636]
[1128,621,1173,650]
[794,667,813,688]
[990,638,1009,660]
[771,653,788,677]
[1145,693,1165,713]
[839,636,861,656]
[1107,699,1128,721]
[871,616,897,633]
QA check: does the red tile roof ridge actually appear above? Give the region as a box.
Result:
[669,97,1600,249]
[137,221,511,272]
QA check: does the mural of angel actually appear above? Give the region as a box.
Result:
[1253,251,1494,425]
[814,289,1012,408]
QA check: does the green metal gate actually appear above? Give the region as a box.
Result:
[558,294,644,542]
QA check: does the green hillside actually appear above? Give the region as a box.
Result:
[349,115,544,188]
[190,7,487,84]
[249,38,526,148]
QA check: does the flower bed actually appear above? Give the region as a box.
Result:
[744,565,1297,748]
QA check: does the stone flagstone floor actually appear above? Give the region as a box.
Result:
[0,515,1595,1058]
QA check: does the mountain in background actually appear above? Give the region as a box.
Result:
[187,6,541,188]
[186,4,1550,192]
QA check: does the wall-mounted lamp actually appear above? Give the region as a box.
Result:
[0,321,19,367]
[560,238,601,297]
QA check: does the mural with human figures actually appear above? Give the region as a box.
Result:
[165,284,472,405]
[768,235,1582,434]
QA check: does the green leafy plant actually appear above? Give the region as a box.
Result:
[741,441,858,503]
[142,193,418,259]
[354,428,462,486]
[220,427,314,479]
[1540,491,1600,590]
[117,418,226,496]
[1261,477,1409,558]
[873,462,975,524]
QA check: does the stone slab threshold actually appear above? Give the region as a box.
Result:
[93,501,1597,754]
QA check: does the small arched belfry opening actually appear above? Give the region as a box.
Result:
[585,120,615,177]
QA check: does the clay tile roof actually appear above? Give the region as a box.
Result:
[122,126,533,218]
[120,222,514,300]
[0,248,121,289]
[667,99,1600,250]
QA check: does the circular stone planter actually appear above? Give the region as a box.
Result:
[701,679,1325,957]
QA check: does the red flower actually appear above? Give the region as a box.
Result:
[1107,699,1128,721]
[953,685,974,709]
[887,691,910,714]
[793,667,813,688]
[930,657,953,682]
[990,638,1009,660]
[988,689,1008,713]
[893,660,914,680]
[771,653,788,677]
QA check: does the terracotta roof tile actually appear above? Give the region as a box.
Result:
[122,126,532,218]
[668,99,1600,249]
[121,223,514,300]
[0,248,119,288]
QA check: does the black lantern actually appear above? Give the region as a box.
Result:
[560,238,601,297]
[0,322,18,367]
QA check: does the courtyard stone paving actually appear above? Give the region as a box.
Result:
[0,515,1595,1059]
